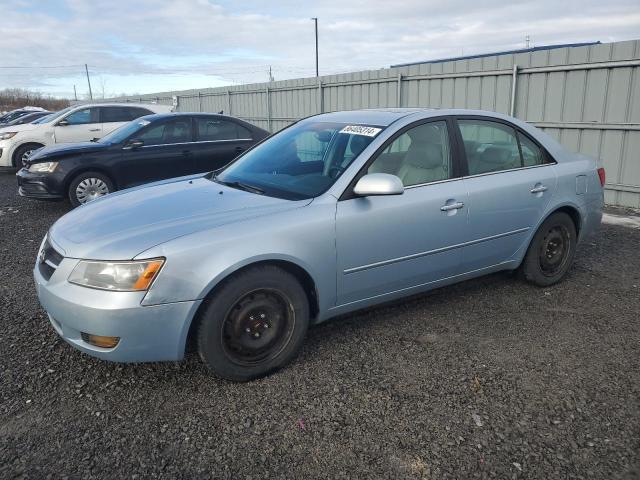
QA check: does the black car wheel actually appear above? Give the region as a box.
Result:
[68,171,115,207]
[197,265,309,381]
[13,143,44,169]
[521,212,577,287]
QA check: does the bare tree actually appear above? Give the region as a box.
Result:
[0,88,70,112]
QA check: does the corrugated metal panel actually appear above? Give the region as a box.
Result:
[110,39,640,207]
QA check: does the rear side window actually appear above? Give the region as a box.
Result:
[128,107,153,120]
[138,119,193,146]
[101,107,133,123]
[195,118,252,141]
[458,120,522,175]
[518,132,545,166]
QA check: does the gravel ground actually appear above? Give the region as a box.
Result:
[1,170,639,479]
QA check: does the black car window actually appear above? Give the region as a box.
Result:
[128,107,154,120]
[195,118,252,141]
[62,107,100,125]
[458,120,522,175]
[101,107,134,123]
[138,119,193,146]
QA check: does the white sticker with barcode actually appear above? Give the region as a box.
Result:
[339,125,382,137]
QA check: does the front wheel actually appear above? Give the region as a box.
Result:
[197,265,309,381]
[68,171,114,207]
[13,143,44,169]
[521,212,577,287]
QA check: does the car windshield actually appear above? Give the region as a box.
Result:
[98,118,152,144]
[214,121,384,200]
[31,114,53,124]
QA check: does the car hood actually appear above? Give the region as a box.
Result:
[48,175,311,260]
[29,141,108,162]
[0,122,39,134]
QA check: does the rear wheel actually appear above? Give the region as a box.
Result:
[521,212,577,287]
[197,265,309,381]
[68,171,114,207]
[13,143,44,169]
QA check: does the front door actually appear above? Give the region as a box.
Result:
[115,117,196,189]
[54,107,102,143]
[456,118,558,270]
[335,119,470,306]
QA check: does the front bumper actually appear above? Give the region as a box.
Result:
[34,251,202,362]
[17,168,65,200]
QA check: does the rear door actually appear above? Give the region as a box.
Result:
[190,117,256,172]
[53,107,102,143]
[114,117,196,188]
[456,117,558,270]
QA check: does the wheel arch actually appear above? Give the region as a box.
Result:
[12,141,45,167]
[184,258,320,355]
[65,165,118,193]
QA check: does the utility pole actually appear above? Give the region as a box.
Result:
[84,64,93,100]
[73,84,77,101]
[311,17,318,77]
[268,66,274,82]
[525,34,530,49]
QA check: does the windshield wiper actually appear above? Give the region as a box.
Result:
[214,177,265,195]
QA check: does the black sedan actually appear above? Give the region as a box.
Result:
[17,113,269,206]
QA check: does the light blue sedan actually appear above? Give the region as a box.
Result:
[34,109,604,381]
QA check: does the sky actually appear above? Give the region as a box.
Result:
[0,0,639,99]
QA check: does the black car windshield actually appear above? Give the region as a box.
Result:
[213,121,384,199]
[98,118,151,144]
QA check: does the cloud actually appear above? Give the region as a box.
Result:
[0,0,638,97]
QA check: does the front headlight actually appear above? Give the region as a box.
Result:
[68,258,165,291]
[28,162,58,173]
[0,131,17,140]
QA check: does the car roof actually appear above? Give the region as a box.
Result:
[137,112,247,122]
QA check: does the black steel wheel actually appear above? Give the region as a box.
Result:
[197,265,309,381]
[521,212,577,287]
[221,289,296,366]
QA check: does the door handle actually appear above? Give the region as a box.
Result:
[182,150,193,156]
[530,185,548,194]
[235,146,244,153]
[89,128,101,132]
[440,201,465,212]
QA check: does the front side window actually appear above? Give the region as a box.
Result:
[367,121,452,187]
[63,108,99,126]
[214,121,383,199]
[138,119,192,146]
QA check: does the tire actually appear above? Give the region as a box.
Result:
[521,212,577,287]
[197,265,310,381]
[68,171,115,207]
[13,143,44,169]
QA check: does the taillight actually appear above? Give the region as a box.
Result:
[597,167,606,187]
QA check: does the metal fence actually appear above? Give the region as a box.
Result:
[112,40,640,208]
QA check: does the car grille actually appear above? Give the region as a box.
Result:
[38,238,64,281]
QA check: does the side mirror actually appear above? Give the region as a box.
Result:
[353,173,404,196]
[57,119,69,127]
[124,139,144,149]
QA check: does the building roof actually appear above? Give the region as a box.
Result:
[390,42,601,68]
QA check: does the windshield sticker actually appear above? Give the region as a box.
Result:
[339,125,382,137]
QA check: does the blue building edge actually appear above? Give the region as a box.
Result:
[391,42,601,68]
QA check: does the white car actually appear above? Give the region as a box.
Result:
[0,103,172,168]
